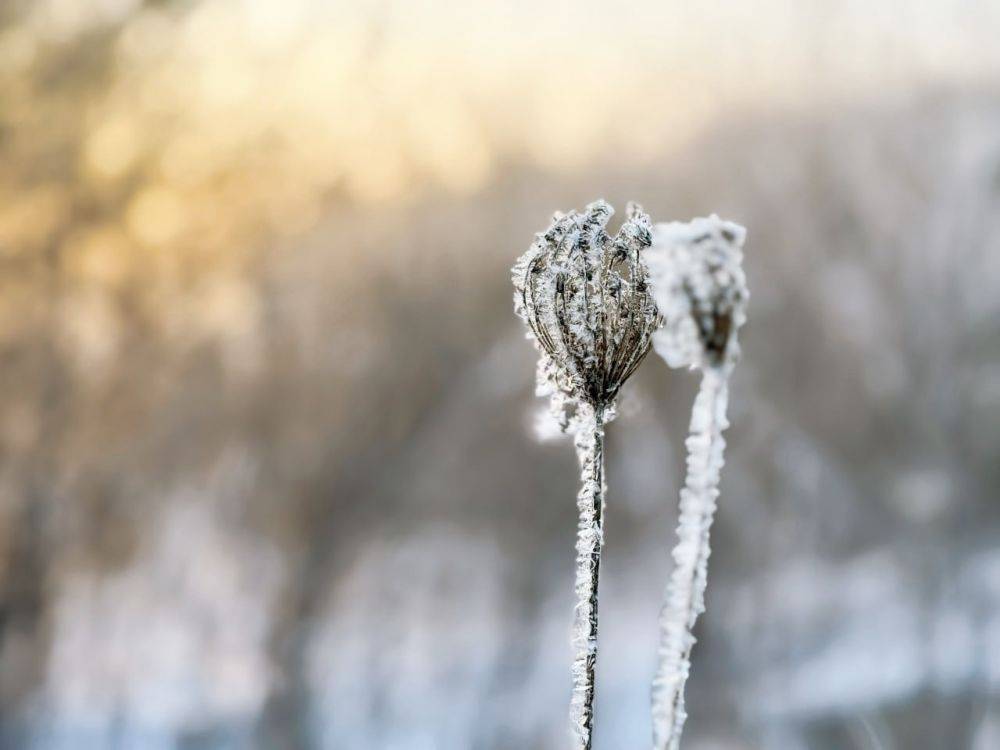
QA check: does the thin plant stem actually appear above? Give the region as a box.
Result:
[512,201,658,746]
[651,369,729,750]
[570,403,606,750]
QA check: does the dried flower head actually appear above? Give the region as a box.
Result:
[512,200,659,422]
[512,199,660,749]
[645,215,748,373]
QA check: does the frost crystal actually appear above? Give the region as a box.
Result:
[512,200,658,749]
[646,216,748,750]
[568,400,606,749]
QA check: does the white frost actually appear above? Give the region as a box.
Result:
[568,402,606,748]
[649,369,729,750]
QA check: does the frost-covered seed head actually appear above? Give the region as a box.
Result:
[646,216,748,373]
[512,200,660,413]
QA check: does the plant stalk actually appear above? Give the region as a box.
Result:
[570,403,607,750]
[652,369,730,750]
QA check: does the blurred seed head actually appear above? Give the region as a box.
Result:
[646,215,749,373]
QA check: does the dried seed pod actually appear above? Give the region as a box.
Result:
[513,199,660,417]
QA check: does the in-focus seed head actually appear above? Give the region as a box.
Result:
[646,215,749,373]
[512,200,660,416]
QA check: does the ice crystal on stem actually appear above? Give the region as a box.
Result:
[512,200,659,749]
[646,216,748,750]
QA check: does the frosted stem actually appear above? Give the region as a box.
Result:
[569,403,606,750]
[651,369,730,750]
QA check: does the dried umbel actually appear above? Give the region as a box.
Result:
[512,200,658,750]
[646,216,748,374]
[645,215,748,750]
[513,199,659,420]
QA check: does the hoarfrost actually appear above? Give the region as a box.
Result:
[569,401,606,748]
[649,368,730,750]
[646,215,748,750]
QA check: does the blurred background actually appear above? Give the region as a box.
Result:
[1,1,999,748]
